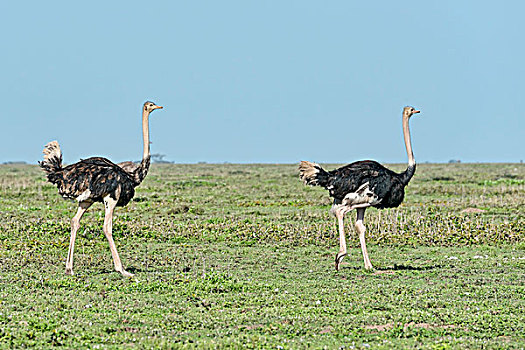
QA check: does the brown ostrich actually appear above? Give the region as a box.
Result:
[39,101,163,277]
[299,106,421,270]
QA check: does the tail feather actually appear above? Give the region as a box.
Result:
[299,161,331,188]
[39,141,63,174]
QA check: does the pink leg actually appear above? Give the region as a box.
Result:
[334,207,349,271]
[355,208,373,270]
[65,201,92,275]
[103,196,133,277]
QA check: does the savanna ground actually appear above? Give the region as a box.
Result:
[0,163,524,349]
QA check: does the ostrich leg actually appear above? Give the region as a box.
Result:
[355,208,373,270]
[334,207,348,271]
[103,196,133,277]
[65,201,92,275]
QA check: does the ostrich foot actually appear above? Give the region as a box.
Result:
[364,262,374,270]
[335,252,346,271]
[65,268,74,276]
[118,269,134,278]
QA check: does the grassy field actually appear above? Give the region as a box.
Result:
[0,163,524,348]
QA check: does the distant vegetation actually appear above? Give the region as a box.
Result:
[151,153,171,164]
[2,161,27,165]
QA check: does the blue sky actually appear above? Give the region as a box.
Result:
[2,1,524,164]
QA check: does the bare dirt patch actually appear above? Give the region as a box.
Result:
[461,207,486,213]
[365,322,456,332]
[239,324,264,330]
[373,270,396,275]
[319,326,334,334]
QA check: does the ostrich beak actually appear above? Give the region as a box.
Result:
[413,110,420,114]
[154,105,163,110]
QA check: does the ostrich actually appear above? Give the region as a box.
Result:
[39,101,163,277]
[299,106,421,271]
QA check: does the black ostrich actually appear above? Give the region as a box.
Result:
[39,101,163,277]
[299,106,421,271]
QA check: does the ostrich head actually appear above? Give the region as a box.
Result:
[403,106,420,118]
[143,101,163,113]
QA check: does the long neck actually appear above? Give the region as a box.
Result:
[142,108,150,161]
[133,108,151,186]
[400,114,416,185]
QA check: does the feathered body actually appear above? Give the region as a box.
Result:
[117,160,141,175]
[300,160,415,209]
[41,153,145,207]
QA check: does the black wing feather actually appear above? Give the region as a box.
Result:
[326,160,407,209]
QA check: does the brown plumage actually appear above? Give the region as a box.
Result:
[39,101,163,277]
[117,160,140,174]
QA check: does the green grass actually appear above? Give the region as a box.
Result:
[0,163,524,348]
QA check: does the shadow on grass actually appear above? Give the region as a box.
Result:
[94,266,145,275]
[126,266,144,273]
[376,264,443,271]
